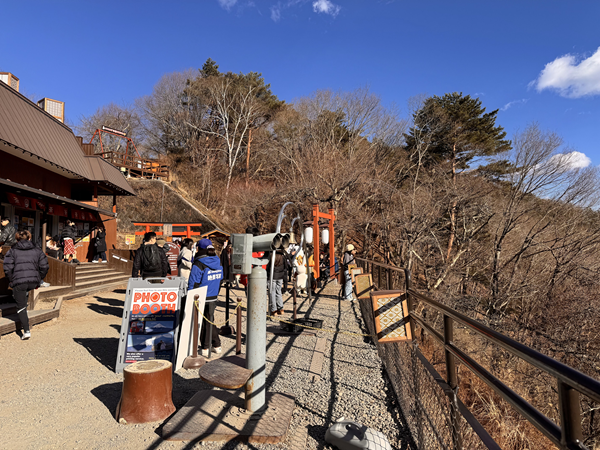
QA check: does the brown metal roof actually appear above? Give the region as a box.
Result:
[0,81,134,195]
[86,156,135,195]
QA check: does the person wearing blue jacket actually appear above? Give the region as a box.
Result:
[188,238,223,357]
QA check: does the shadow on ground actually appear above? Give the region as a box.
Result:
[74,337,119,371]
[86,296,124,317]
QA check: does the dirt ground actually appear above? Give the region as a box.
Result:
[0,284,412,450]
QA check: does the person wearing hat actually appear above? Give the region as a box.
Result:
[342,244,357,301]
[189,238,223,357]
[0,217,17,259]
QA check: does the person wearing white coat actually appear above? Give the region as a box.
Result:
[178,238,194,282]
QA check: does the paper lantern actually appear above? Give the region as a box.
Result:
[321,229,329,244]
[304,227,313,244]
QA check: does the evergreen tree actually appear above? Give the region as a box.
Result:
[404,92,511,259]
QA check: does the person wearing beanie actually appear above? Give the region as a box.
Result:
[188,238,223,357]
[342,244,356,301]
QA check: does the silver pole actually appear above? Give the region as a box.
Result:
[245,265,267,412]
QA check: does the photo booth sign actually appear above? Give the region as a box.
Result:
[115,278,187,374]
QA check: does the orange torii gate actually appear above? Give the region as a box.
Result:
[312,205,336,279]
[133,223,202,239]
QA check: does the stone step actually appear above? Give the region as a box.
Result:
[74,275,130,290]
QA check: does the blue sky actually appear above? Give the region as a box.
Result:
[2,0,600,166]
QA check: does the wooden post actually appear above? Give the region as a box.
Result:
[313,204,320,280]
[42,222,47,253]
[328,208,335,279]
[116,360,176,424]
[112,195,117,214]
[236,297,242,355]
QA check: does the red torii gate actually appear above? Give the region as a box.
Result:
[312,205,336,279]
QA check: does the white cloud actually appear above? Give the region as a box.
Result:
[500,98,528,112]
[531,47,600,98]
[548,151,592,170]
[312,0,341,16]
[218,0,237,11]
[271,3,281,21]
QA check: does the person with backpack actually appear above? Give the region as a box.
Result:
[188,238,223,357]
[132,232,169,279]
[3,230,49,340]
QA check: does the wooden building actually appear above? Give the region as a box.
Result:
[0,79,135,262]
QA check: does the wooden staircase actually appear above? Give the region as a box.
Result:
[0,262,130,336]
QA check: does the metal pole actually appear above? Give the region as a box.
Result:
[292,273,298,320]
[245,265,266,412]
[220,282,233,335]
[444,314,462,450]
[236,297,242,355]
[183,294,205,369]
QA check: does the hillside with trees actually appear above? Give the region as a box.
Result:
[77,59,600,449]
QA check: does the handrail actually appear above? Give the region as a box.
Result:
[355,257,596,450]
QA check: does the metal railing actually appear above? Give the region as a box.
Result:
[356,257,600,450]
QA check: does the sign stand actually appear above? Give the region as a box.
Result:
[115,277,187,374]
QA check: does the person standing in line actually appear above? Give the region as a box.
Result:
[132,232,169,279]
[156,238,172,275]
[91,225,108,263]
[267,250,289,316]
[220,240,234,287]
[342,244,357,301]
[188,238,223,357]
[3,230,49,340]
[0,217,17,259]
[61,220,78,264]
[178,238,194,282]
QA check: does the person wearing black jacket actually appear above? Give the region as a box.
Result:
[60,220,78,264]
[132,232,169,280]
[0,217,17,259]
[3,230,49,340]
[91,226,107,263]
[267,250,289,316]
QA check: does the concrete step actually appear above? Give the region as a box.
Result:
[0,302,17,317]
[75,275,130,289]
[62,280,129,301]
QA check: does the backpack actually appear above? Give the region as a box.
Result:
[142,244,161,274]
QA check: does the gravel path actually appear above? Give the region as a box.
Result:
[0,281,414,450]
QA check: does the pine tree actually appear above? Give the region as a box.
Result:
[404,92,511,258]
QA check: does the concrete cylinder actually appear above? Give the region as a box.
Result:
[245,265,267,412]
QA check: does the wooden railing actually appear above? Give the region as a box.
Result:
[108,249,135,276]
[100,152,169,180]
